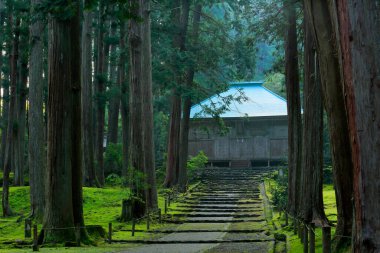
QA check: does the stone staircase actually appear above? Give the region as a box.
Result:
[125,167,276,253]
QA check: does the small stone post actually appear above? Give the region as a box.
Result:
[309,223,315,253]
[322,226,331,253]
[108,223,112,244]
[32,225,38,251]
[75,223,81,246]
[131,219,136,237]
[25,219,32,238]
[303,223,308,253]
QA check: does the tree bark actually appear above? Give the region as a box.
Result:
[299,15,327,225]
[164,0,190,188]
[95,0,106,186]
[29,0,46,219]
[119,22,128,180]
[285,0,302,217]
[44,15,75,242]
[333,0,380,251]
[81,3,98,187]
[141,0,158,210]
[106,17,120,146]
[70,1,87,237]
[304,0,354,248]
[0,0,7,170]
[2,14,20,217]
[14,22,28,187]
[43,0,86,242]
[178,3,202,192]
[128,0,146,218]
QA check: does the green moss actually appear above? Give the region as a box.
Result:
[0,181,203,252]
[265,183,339,253]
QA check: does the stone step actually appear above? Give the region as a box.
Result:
[181,200,262,205]
[185,197,260,201]
[146,229,267,233]
[169,208,263,213]
[171,213,262,218]
[163,218,266,223]
[112,238,274,244]
[176,205,261,209]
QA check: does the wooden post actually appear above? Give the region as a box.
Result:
[164,198,168,214]
[32,225,38,251]
[158,208,162,223]
[168,194,171,207]
[146,216,150,230]
[303,223,308,253]
[293,219,298,235]
[75,223,81,246]
[322,226,331,253]
[131,219,136,237]
[108,223,112,244]
[309,223,315,253]
[25,219,32,238]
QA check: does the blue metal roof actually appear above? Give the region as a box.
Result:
[190,81,288,118]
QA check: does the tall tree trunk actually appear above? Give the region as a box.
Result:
[285,0,302,217]
[106,17,120,146]
[14,22,28,187]
[333,0,380,251]
[299,16,327,225]
[128,0,146,218]
[119,22,128,180]
[43,0,86,242]
[304,0,354,248]
[164,93,181,187]
[141,0,158,210]
[70,1,86,237]
[164,0,190,188]
[95,0,106,186]
[29,0,46,219]
[2,14,20,217]
[81,3,98,187]
[0,2,7,170]
[178,3,202,192]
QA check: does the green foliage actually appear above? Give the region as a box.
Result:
[104,143,123,175]
[187,151,208,181]
[267,169,288,211]
[105,173,124,187]
[37,0,78,21]
[263,72,286,98]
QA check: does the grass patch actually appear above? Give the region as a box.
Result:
[0,182,200,252]
[264,178,338,253]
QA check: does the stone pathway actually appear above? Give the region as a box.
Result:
[123,167,274,253]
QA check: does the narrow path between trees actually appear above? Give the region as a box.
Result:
[125,167,275,253]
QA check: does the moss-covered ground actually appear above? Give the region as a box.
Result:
[0,185,184,252]
[264,179,347,253]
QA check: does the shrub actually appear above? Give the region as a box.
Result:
[187,151,208,181]
[268,169,288,211]
[105,173,124,186]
